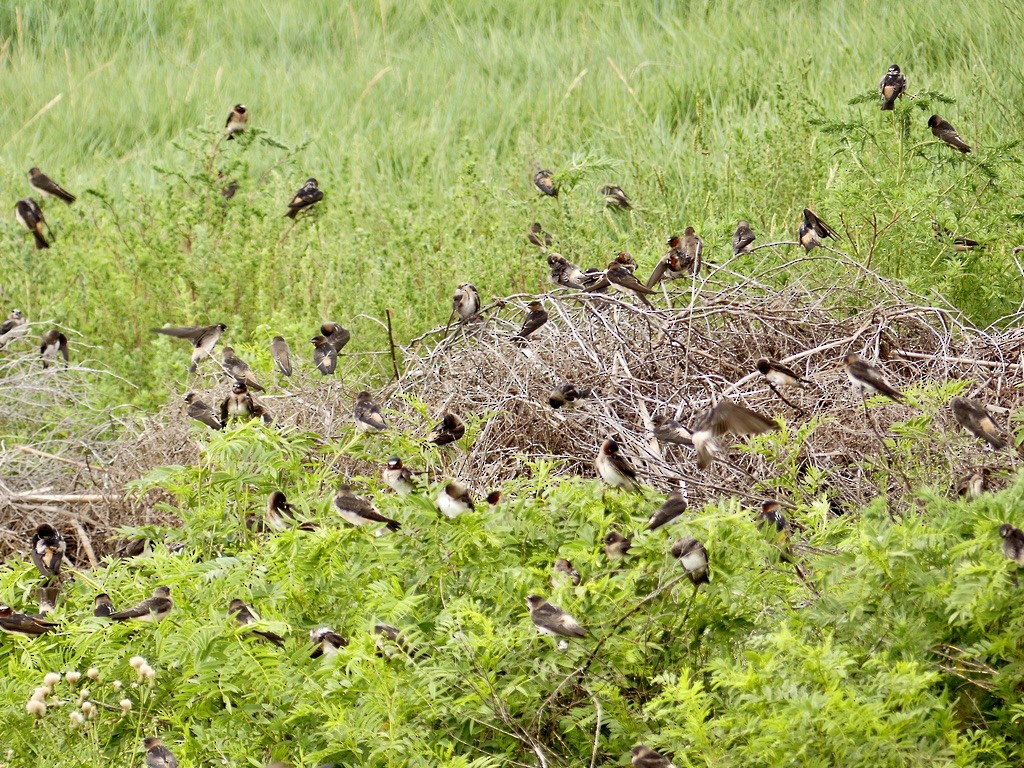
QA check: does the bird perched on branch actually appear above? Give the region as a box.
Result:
[427,412,465,445]
[533,168,558,197]
[310,335,338,375]
[28,167,75,204]
[603,252,658,308]
[221,346,264,392]
[512,300,548,344]
[548,253,608,291]
[93,593,114,618]
[646,235,687,288]
[951,396,1007,449]
[229,599,285,647]
[755,358,809,389]
[928,115,971,153]
[184,392,222,429]
[671,536,709,585]
[310,626,348,658]
[732,220,756,255]
[526,595,586,638]
[690,398,778,470]
[999,524,1024,566]
[798,208,838,252]
[549,382,593,409]
[595,438,640,491]
[600,185,631,209]
[285,178,323,218]
[1,308,27,343]
[551,558,581,587]
[39,329,69,368]
[334,486,401,531]
[843,354,904,403]
[648,491,688,530]
[107,586,173,623]
[270,336,292,376]
[437,480,474,518]
[353,391,387,431]
[144,737,178,768]
[152,322,226,373]
[382,456,418,495]
[878,64,907,110]
[651,414,694,446]
[527,221,552,250]
[225,103,248,139]
[15,198,49,249]
[603,531,632,560]
[30,524,65,581]
[0,604,58,637]
[451,283,481,325]
[265,490,316,532]
[221,380,271,424]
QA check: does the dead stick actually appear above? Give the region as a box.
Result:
[68,519,99,568]
[385,308,401,381]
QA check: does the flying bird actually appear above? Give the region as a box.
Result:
[144,737,178,768]
[650,414,694,446]
[999,524,1024,566]
[690,398,779,470]
[310,626,348,658]
[843,354,904,403]
[951,396,1006,449]
[732,220,756,255]
[600,185,631,209]
[512,301,548,343]
[184,392,222,430]
[285,178,323,218]
[878,64,907,110]
[526,595,586,639]
[152,323,227,373]
[310,335,338,375]
[382,456,418,495]
[798,208,838,252]
[39,329,69,368]
[221,346,264,392]
[436,480,474,518]
[333,486,401,531]
[595,438,640,491]
[30,524,65,581]
[15,198,49,249]
[631,745,677,768]
[107,586,173,623]
[225,103,248,139]
[427,412,465,445]
[270,336,292,376]
[928,115,971,153]
[603,531,632,560]
[551,558,581,587]
[548,382,593,409]
[229,599,286,648]
[648,491,688,530]
[533,168,558,197]
[671,537,709,585]
[28,167,75,204]
[353,391,387,431]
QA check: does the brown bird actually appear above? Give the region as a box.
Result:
[512,301,548,343]
[928,115,971,153]
[353,391,386,431]
[427,412,465,445]
[548,382,593,409]
[679,226,704,274]
[755,358,809,388]
[600,185,631,209]
[320,321,351,351]
[285,178,323,218]
[184,392,222,429]
[436,480,474,518]
[533,168,558,197]
[334,486,401,531]
[932,221,981,251]
[221,346,264,391]
[225,103,248,139]
[843,354,904,403]
[878,64,907,110]
[603,253,658,308]
[0,308,27,343]
[651,414,694,446]
[28,167,75,204]
[108,586,173,622]
[310,335,338,375]
[264,490,316,532]
[310,626,349,658]
[39,329,69,368]
[382,456,418,495]
[451,283,481,324]
[30,523,65,580]
[525,595,586,638]
[798,208,838,252]
[631,745,677,768]
[732,220,756,255]
[229,599,286,648]
[645,235,688,288]
[14,198,49,249]
[951,396,1006,450]
[690,398,779,470]
[551,558,581,587]
[603,531,632,560]
[671,537,709,585]
[270,336,292,376]
[648,491,688,530]
[220,380,271,424]
[93,593,114,618]
[144,737,178,768]
[527,221,552,250]
[595,438,639,491]
[0,604,58,637]
[374,623,423,660]
[999,524,1024,566]
[548,253,609,291]
[757,500,793,561]
[152,323,227,373]
[956,468,990,501]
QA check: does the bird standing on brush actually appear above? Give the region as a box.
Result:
[436,480,474,517]
[671,536,709,585]
[334,486,401,531]
[270,336,292,376]
[533,168,558,196]
[756,357,809,389]
[648,491,688,530]
[0,604,58,637]
[798,208,838,252]
[184,392,222,429]
[878,64,907,110]
[527,221,552,249]
[843,354,904,403]
[228,599,285,647]
[551,558,581,587]
[427,412,465,445]
[1000,524,1024,565]
[108,586,173,623]
[603,531,632,560]
[595,437,640,491]
[353,391,387,431]
[221,380,271,424]
[39,329,69,367]
[603,252,657,308]
[512,300,548,343]
[30,524,65,581]
[549,382,593,409]
[28,167,75,204]
[310,335,338,375]
[0,308,27,343]
[732,220,756,255]
[956,469,990,500]
[646,235,691,287]
[928,115,972,153]
[152,322,226,373]
[382,456,418,494]
[285,178,323,218]
[548,253,608,291]
[310,626,348,658]
[526,595,586,639]
[225,103,248,139]
[951,396,1007,450]
[451,283,481,324]
[14,198,49,249]
[221,347,264,391]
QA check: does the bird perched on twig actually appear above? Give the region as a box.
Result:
[270,336,292,376]
[690,398,778,470]
[382,456,418,495]
[549,382,593,409]
[646,235,687,288]
[28,167,76,204]
[525,595,586,639]
[221,346,264,392]
[321,321,350,351]
[184,393,222,429]
[15,198,49,249]
[39,329,69,368]
[533,168,558,197]
[732,220,756,255]
[650,414,694,446]
[353,391,387,431]
[548,253,609,291]
[512,301,548,344]
[600,185,631,209]
[755,358,809,389]
[437,480,474,518]
[951,396,1007,449]
[310,335,338,375]
[427,412,465,445]
[451,283,481,325]
[152,322,227,373]
[843,354,904,403]
[225,103,248,139]
[878,64,907,110]
[229,599,285,647]
[107,586,173,623]
[334,486,401,531]
[648,491,687,530]
[264,490,315,532]
[602,252,658,308]
[551,558,581,587]
[928,115,971,153]
[221,380,271,424]
[0,308,27,344]
[285,178,323,218]
[671,536,709,585]
[0,604,58,637]
[798,208,838,252]
[595,438,640,491]
[30,523,65,581]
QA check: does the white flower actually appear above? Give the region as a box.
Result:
[81,701,97,719]
[31,686,50,702]
[79,688,91,701]
[86,668,100,681]
[112,679,123,691]
[64,671,81,685]
[144,666,156,683]
[128,656,146,670]
[25,700,46,716]
[42,673,61,687]
[119,698,132,713]
[69,711,85,726]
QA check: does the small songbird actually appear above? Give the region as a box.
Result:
[878,65,907,110]
[15,198,49,249]
[526,595,586,638]
[30,523,66,580]
[374,623,422,660]
[956,468,990,500]
[221,346,264,392]
[595,438,640,491]
[321,321,351,351]
[221,180,238,199]
[690,398,779,470]
[512,301,548,343]
[600,185,631,209]
[533,168,558,197]
[285,178,323,218]
[0,604,58,637]
[265,490,314,532]
[648,491,688,530]
[646,235,688,288]
[152,322,227,373]
[932,221,980,251]
[603,253,658,308]
[843,354,904,403]
[39,329,69,368]
[757,500,792,559]
[270,336,292,376]
[225,103,248,139]
[334,486,401,531]
[755,357,809,388]
[631,745,677,768]
[1,308,27,341]
[732,220,756,255]
[310,626,349,658]
[427,412,465,445]
[799,208,838,252]
[93,593,114,618]
[551,558,581,587]
[144,737,178,768]
[28,167,76,204]
[951,396,1006,449]
[680,226,704,275]
[310,335,338,375]
[452,283,481,323]
[650,414,694,446]
[548,253,609,291]
[671,537,709,585]
[221,380,271,424]
[184,392,222,430]
[928,115,971,153]
[229,599,285,648]
[603,531,632,560]
[36,586,57,616]
[382,456,418,495]
[353,391,387,431]
[437,480,474,518]
[108,586,173,623]
[999,524,1024,566]
[549,382,593,409]
[528,221,552,250]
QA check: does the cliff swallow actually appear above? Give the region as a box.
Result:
[650,414,694,446]
[999,524,1024,565]
[452,283,481,323]
[0,604,58,637]
[225,103,248,139]
[548,253,609,291]
[755,358,809,388]
[221,380,271,424]
[353,391,387,431]
[843,354,904,402]
[732,220,756,255]
[30,523,65,580]
[36,586,59,615]
[437,480,474,518]
[631,745,677,768]
[229,599,286,647]
[528,221,552,250]
[144,737,178,768]
[551,558,581,587]
[526,595,586,638]
[648,491,687,530]
[646,236,687,287]
[512,300,548,343]
[671,537,709,585]
[799,208,838,252]
[321,321,351,351]
[600,185,631,209]
[382,457,418,494]
[603,253,658,308]
[879,65,907,110]
[928,115,971,153]
[152,323,227,373]
[107,586,173,622]
[603,531,632,560]
[757,500,792,560]
[285,178,323,218]
[265,490,316,532]
[595,438,639,491]
[310,626,348,658]
[549,382,593,409]
[951,396,1006,449]
[0,308,27,341]
[956,468,990,500]
[39,329,69,367]
[690,399,779,470]
[15,198,49,249]
[680,227,704,274]
[270,336,292,376]
[221,346,264,391]
[932,222,980,250]
[28,167,75,204]
[427,412,465,445]
[374,623,422,660]
[94,593,114,617]
[334,486,400,531]
[184,392,222,429]
[311,335,338,375]
[533,169,558,197]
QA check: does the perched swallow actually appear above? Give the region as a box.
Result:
[595,438,639,491]
[798,208,838,252]
[221,346,264,392]
[533,169,558,197]
[184,392,222,429]
[956,468,990,500]
[225,103,248,139]
[690,399,779,470]
[755,358,809,388]
[30,523,65,580]
[382,456,417,495]
[732,220,756,255]
[932,222,980,251]
[680,227,704,274]
[600,185,631,209]
[39,329,69,368]
[28,167,75,204]
[310,626,348,658]
[0,308,27,340]
[646,236,688,288]
[549,382,593,409]
[951,396,1006,449]
[265,490,316,532]
[310,335,338,375]
[152,323,227,373]
[631,745,677,768]
[229,599,285,648]
[0,604,58,637]
[353,391,387,431]
[452,283,481,323]
[144,737,178,768]
[648,491,688,530]
[528,221,552,249]
[603,531,632,560]
[512,301,548,343]
[928,115,971,153]
[878,65,907,110]
[107,586,173,623]
[671,537,709,585]
[270,336,292,376]
[221,380,271,424]
[285,178,323,218]
[437,480,474,518]
[526,595,586,638]
[374,623,422,660]
[15,198,49,249]
[94,593,114,618]
[999,524,1024,566]
[551,558,581,587]
[334,486,401,531]
[548,253,609,291]
[321,321,351,351]
[650,414,694,446]
[757,500,792,560]
[427,412,465,445]
[843,354,904,402]
[221,180,238,199]
[603,253,658,308]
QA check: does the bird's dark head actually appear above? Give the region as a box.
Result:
[684,226,696,236]
[217,323,227,331]
[602,438,620,455]
[650,414,667,427]
[737,219,749,229]
[603,531,624,545]
[95,592,111,603]
[386,456,403,469]
[231,380,247,394]
[842,353,859,367]
[442,412,462,429]
[228,598,245,613]
[184,392,197,404]
[927,114,941,129]
[525,594,545,609]
[28,167,41,177]
[889,64,901,73]
[311,335,327,345]
[355,390,372,401]
[547,252,565,266]
[221,346,235,357]
[486,490,501,505]
[0,605,12,618]
[34,523,57,539]
[306,177,319,186]
[154,586,171,598]
[143,737,163,750]
[1000,523,1015,539]
[614,251,634,265]
[267,490,287,509]
[667,235,680,248]
[755,358,771,374]
[235,104,247,113]
[527,300,544,311]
